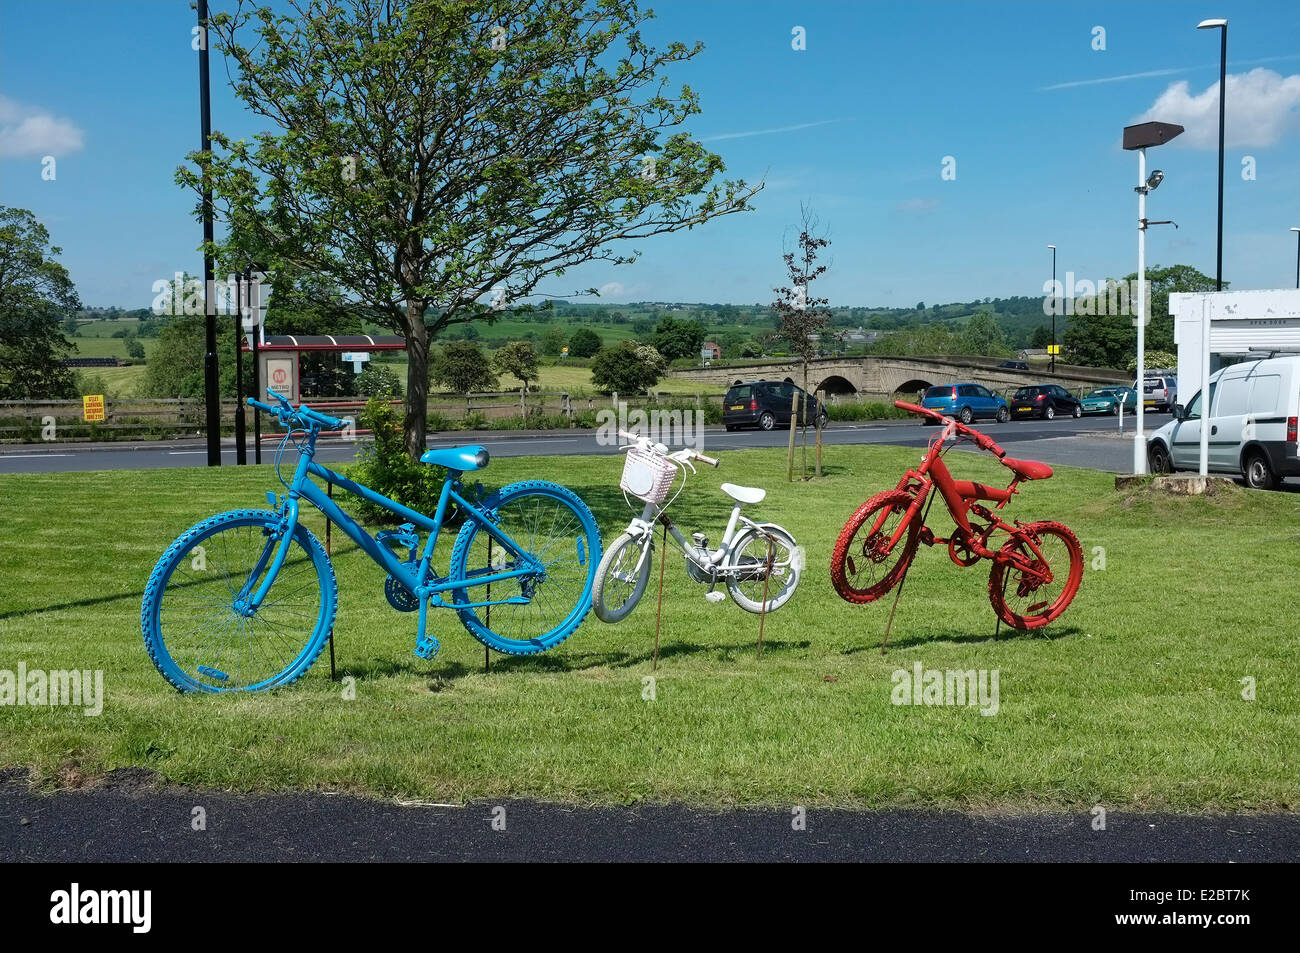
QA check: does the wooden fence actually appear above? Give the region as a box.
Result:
[0,391,730,443]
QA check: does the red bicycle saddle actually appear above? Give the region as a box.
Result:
[1000,456,1053,481]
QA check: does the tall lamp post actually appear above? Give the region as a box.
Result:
[197,0,221,466]
[1123,121,1184,475]
[1047,244,1057,371]
[1197,18,1228,291]
[1290,227,1300,289]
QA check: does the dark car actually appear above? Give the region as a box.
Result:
[998,360,1030,371]
[1010,384,1082,420]
[919,383,1009,424]
[723,379,827,432]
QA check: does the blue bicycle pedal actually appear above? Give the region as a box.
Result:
[414,633,441,660]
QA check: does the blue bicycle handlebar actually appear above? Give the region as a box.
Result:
[247,390,347,431]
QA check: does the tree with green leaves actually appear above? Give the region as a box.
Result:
[1064,264,1219,368]
[567,327,603,358]
[590,339,666,394]
[962,310,1009,357]
[185,0,759,459]
[430,340,497,393]
[540,325,568,357]
[0,207,80,400]
[493,340,540,411]
[650,314,707,362]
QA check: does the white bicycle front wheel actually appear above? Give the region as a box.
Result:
[591,531,654,623]
[725,525,801,614]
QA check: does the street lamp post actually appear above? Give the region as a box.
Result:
[1123,121,1184,475]
[234,270,247,465]
[197,0,221,466]
[1197,18,1228,292]
[1291,227,1300,289]
[1047,244,1057,372]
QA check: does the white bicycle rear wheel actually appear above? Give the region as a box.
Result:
[725,526,801,614]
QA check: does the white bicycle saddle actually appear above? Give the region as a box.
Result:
[720,483,766,505]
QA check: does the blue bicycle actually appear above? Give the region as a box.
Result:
[141,390,602,692]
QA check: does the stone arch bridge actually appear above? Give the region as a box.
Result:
[671,355,1128,398]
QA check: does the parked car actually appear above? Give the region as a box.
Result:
[919,383,1009,424]
[1146,355,1300,490]
[998,360,1030,371]
[1135,374,1177,412]
[1009,384,1082,420]
[723,379,827,432]
[1080,386,1138,416]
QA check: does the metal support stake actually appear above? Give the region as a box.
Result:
[756,534,775,660]
[652,521,668,672]
[326,481,336,679]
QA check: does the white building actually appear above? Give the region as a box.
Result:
[1170,289,1300,399]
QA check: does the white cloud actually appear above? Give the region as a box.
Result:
[1134,69,1300,148]
[1041,67,1190,92]
[0,96,85,157]
[598,281,626,297]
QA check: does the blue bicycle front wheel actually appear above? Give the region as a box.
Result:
[141,509,337,692]
[448,481,601,654]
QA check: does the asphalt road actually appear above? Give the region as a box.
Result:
[0,414,1164,475]
[2,769,1296,862]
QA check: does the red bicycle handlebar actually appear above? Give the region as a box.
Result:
[893,400,1006,459]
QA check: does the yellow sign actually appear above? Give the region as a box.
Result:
[83,394,106,422]
[1047,345,1061,355]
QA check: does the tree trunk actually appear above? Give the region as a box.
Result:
[403,301,428,461]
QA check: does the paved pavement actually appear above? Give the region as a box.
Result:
[0,414,1163,475]
[2,769,1296,862]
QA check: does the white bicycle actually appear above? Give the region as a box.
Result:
[591,430,803,622]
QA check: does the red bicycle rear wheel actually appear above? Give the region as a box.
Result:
[829,490,920,604]
[987,521,1083,630]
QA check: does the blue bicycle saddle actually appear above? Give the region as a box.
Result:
[420,445,490,472]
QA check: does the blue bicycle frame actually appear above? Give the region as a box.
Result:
[239,429,537,641]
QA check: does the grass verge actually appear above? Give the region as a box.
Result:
[1,446,1297,810]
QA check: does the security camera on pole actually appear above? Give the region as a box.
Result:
[1122,121,1183,474]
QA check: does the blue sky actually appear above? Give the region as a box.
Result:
[2,0,1298,310]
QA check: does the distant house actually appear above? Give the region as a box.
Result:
[701,342,721,360]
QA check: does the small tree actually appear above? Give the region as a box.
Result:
[650,315,706,361]
[357,363,404,398]
[567,327,603,358]
[0,207,80,400]
[493,340,540,412]
[590,340,666,394]
[540,326,568,357]
[771,205,834,398]
[430,340,497,393]
[188,0,760,460]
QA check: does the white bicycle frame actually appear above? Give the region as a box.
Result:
[617,432,777,581]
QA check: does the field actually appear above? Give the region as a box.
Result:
[3,446,1297,810]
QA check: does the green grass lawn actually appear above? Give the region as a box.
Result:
[2,446,1298,810]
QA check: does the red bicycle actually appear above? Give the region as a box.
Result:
[829,400,1082,631]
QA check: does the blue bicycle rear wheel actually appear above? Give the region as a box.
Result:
[141,509,337,692]
[448,481,601,654]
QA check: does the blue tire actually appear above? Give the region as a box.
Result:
[141,509,337,692]
[448,481,602,655]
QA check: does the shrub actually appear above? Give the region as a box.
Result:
[347,396,446,523]
[356,364,403,398]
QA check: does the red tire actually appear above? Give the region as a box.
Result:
[830,490,920,604]
[987,521,1082,630]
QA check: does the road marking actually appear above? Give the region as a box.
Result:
[1,453,73,458]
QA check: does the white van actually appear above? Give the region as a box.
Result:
[1146,355,1300,490]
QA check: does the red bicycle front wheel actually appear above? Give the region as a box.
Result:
[830,490,920,604]
[987,521,1083,630]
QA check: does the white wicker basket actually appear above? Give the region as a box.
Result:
[620,446,677,504]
